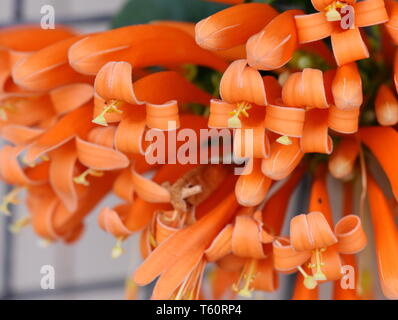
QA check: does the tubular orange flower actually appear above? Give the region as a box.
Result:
[332,63,363,110]
[195,3,278,51]
[385,0,398,45]
[235,158,272,207]
[359,126,398,201]
[274,165,366,289]
[375,84,398,126]
[328,136,359,179]
[68,25,228,76]
[367,173,398,299]
[12,35,92,92]
[246,10,303,70]
[261,138,304,180]
[295,0,388,66]
[133,192,238,299]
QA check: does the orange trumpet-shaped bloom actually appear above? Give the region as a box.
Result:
[12,35,93,92]
[235,158,272,207]
[332,63,363,110]
[385,0,398,45]
[213,59,268,129]
[367,173,398,299]
[395,49,398,94]
[295,0,388,66]
[274,165,366,289]
[68,25,228,76]
[359,126,398,201]
[246,10,303,71]
[261,138,304,180]
[0,26,75,93]
[133,192,238,299]
[195,3,278,51]
[220,59,267,107]
[328,136,359,180]
[375,84,398,126]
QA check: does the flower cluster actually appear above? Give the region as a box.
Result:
[1,0,398,300]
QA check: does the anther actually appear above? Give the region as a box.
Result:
[0,187,23,215]
[9,215,31,233]
[228,101,252,128]
[325,1,346,22]
[0,100,15,121]
[297,266,318,290]
[276,135,292,145]
[92,100,123,126]
[73,168,103,186]
[111,237,125,259]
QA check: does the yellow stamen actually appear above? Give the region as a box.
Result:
[232,259,257,298]
[312,248,327,281]
[92,100,123,126]
[73,168,103,186]
[111,237,125,259]
[148,232,157,248]
[0,100,15,121]
[297,266,318,290]
[276,135,292,145]
[228,101,252,129]
[9,215,31,233]
[0,187,23,215]
[325,1,346,22]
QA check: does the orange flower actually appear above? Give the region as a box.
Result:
[295,0,389,66]
[273,165,366,289]
[195,3,278,51]
[133,192,239,299]
[69,25,228,76]
[359,126,398,201]
[375,84,398,126]
[367,173,398,299]
[246,10,304,70]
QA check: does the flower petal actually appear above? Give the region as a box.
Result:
[331,28,369,66]
[295,12,334,44]
[355,0,389,27]
[246,10,303,70]
[328,104,360,134]
[300,109,333,154]
[235,158,271,207]
[332,63,363,110]
[220,59,267,105]
[367,174,398,299]
[261,138,304,180]
[359,126,398,201]
[195,3,277,50]
[69,25,228,75]
[335,215,367,254]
